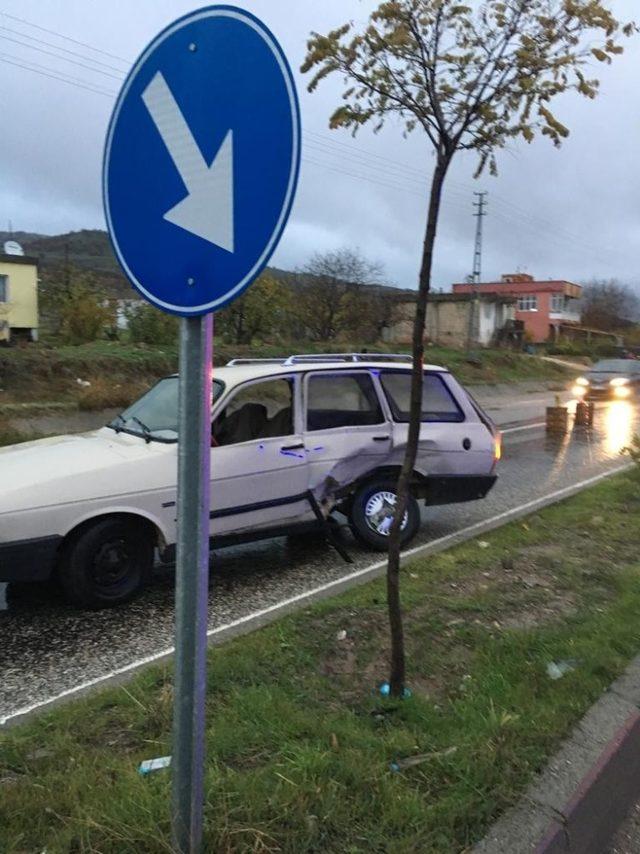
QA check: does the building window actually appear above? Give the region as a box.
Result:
[0,275,7,302]
[517,295,538,312]
[551,294,565,312]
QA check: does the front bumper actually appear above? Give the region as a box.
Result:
[0,536,62,582]
[417,474,498,506]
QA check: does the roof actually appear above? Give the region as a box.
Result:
[428,292,516,304]
[453,279,581,294]
[175,360,448,386]
[0,253,38,267]
[390,291,516,304]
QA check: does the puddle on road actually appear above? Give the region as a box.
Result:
[0,583,6,611]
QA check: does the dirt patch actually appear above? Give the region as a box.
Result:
[426,539,588,633]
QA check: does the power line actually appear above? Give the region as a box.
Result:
[0,53,116,97]
[0,9,130,64]
[0,15,626,270]
[0,24,129,74]
[0,32,126,79]
[0,11,621,261]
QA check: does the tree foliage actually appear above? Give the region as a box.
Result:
[295,248,393,342]
[217,273,291,345]
[40,266,114,344]
[581,279,640,331]
[125,302,179,345]
[303,0,634,174]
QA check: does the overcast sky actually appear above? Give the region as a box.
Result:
[0,0,638,293]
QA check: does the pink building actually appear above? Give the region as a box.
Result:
[452,273,582,343]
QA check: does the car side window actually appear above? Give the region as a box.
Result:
[306,373,384,431]
[380,371,464,423]
[212,378,294,446]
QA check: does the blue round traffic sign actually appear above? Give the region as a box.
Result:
[103,6,301,316]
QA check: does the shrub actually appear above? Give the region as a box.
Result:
[125,303,179,345]
[624,434,640,468]
[60,288,114,345]
[76,377,150,411]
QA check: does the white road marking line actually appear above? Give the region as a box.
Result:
[0,462,633,727]
[502,422,546,434]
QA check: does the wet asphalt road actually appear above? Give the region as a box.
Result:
[1,390,637,723]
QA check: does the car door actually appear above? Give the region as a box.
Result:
[302,370,393,498]
[209,375,311,536]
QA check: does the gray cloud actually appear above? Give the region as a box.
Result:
[0,0,637,294]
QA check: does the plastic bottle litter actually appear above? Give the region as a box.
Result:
[379,682,412,699]
[546,660,579,680]
[390,746,457,772]
[139,755,172,775]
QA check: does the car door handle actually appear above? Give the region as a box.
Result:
[281,443,305,451]
[373,436,391,442]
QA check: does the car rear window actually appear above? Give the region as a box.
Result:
[380,371,464,423]
[307,373,384,430]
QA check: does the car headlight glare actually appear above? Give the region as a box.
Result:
[575,377,589,387]
[610,377,629,387]
[614,385,631,398]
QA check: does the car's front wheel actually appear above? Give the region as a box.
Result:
[349,479,420,551]
[58,517,154,609]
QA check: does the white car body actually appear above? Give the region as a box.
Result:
[0,355,499,603]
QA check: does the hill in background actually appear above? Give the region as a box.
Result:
[0,229,414,300]
[0,229,131,297]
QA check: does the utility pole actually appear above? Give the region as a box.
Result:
[472,191,487,284]
[466,191,488,351]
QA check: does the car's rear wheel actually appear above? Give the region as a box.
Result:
[349,479,420,551]
[58,517,153,609]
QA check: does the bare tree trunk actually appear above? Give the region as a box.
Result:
[387,152,451,697]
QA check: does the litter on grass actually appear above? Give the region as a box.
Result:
[139,755,172,775]
[546,660,579,680]
[379,682,412,699]
[390,746,458,772]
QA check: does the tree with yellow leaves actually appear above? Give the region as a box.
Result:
[302,0,635,696]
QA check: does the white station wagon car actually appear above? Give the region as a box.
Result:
[0,354,500,608]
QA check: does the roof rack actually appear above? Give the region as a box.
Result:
[283,353,413,366]
[226,358,289,366]
[226,353,413,367]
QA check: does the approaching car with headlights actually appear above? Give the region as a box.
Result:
[0,354,501,609]
[573,359,640,401]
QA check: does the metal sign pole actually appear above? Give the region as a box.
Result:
[172,312,213,854]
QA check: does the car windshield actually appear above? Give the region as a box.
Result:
[108,376,224,442]
[591,360,640,374]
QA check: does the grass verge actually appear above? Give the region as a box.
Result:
[0,340,571,410]
[4,472,638,853]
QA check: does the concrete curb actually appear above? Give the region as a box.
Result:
[474,657,640,853]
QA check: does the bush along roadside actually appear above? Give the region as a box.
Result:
[0,340,572,411]
[2,470,640,852]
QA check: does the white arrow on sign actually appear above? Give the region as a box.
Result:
[142,71,234,253]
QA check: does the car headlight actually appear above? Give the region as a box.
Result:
[610,377,629,387]
[614,385,631,399]
[575,377,589,387]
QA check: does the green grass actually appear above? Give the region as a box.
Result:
[0,421,41,448]
[2,471,639,852]
[0,339,570,411]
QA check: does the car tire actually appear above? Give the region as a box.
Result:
[349,479,420,552]
[58,517,153,609]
